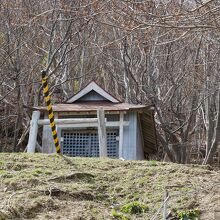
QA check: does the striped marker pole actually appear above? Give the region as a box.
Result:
[41,71,61,154]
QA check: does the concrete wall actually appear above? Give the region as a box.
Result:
[42,113,56,153]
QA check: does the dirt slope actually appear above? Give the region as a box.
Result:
[0,153,219,220]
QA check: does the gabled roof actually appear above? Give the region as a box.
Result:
[33,102,148,112]
[66,81,120,103]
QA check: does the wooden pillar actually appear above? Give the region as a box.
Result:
[119,112,124,158]
[97,108,107,157]
[27,111,40,153]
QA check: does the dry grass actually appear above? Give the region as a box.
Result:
[0,153,219,220]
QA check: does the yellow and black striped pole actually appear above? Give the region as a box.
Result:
[41,70,61,154]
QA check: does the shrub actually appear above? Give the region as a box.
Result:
[111,209,128,220]
[121,201,149,215]
[177,209,200,220]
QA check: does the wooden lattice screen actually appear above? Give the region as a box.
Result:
[61,130,119,158]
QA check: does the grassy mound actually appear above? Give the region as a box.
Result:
[0,153,219,220]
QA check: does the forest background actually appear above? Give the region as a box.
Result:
[0,0,220,165]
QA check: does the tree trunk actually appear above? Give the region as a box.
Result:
[204,89,220,164]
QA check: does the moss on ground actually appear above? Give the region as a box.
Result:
[0,153,219,220]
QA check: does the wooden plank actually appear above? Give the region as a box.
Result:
[140,110,157,154]
[119,112,124,158]
[57,123,98,128]
[38,118,98,125]
[56,121,129,128]
[27,111,40,153]
[58,111,127,116]
[97,108,107,157]
[137,113,145,155]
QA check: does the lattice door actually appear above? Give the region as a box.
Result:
[61,130,119,158]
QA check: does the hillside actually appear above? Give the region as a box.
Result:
[0,154,219,220]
